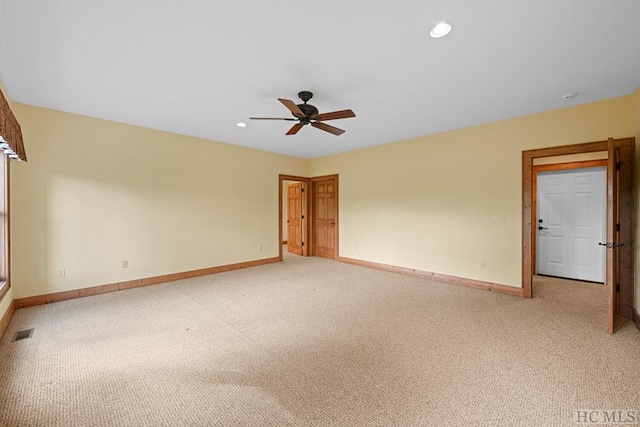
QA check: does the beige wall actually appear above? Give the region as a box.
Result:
[310,95,635,288]
[635,86,640,312]
[2,91,638,311]
[10,104,308,299]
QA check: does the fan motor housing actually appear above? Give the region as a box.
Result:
[296,103,319,118]
[293,90,318,120]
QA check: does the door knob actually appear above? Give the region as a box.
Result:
[538,226,548,230]
[599,242,625,249]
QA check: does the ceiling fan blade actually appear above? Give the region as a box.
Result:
[313,109,356,121]
[249,117,297,121]
[311,122,345,136]
[286,123,305,135]
[278,98,305,118]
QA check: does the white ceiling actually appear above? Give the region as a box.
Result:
[1,0,639,159]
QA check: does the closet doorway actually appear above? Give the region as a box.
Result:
[523,137,635,334]
[279,174,339,260]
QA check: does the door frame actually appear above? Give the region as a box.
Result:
[522,137,635,334]
[278,174,340,260]
[532,159,608,277]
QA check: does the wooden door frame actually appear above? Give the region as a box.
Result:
[279,175,311,260]
[279,174,340,260]
[532,159,608,276]
[310,174,339,260]
[522,137,635,332]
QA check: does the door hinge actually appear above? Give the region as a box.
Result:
[301,215,304,219]
[616,161,622,171]
[616,223,621,232]
[301,242,304,246]
[301,188,305,192]
[616,284,620,292]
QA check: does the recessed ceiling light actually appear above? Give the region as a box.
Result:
[236,122,247,127]
[430,22,452,39]
[562,93,578,100]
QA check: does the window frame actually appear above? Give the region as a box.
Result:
[0,153,9,301]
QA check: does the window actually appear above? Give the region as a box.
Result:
[0,150,7,298]
[0,87,26,299]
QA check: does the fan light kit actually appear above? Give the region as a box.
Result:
[236,122,247,127]
[430,22,452,38]
[250,91,356,136]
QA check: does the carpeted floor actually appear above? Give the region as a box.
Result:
[1,254,639,426]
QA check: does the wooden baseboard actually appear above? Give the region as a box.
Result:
[633,307,640,331]
[338,256,524,297]
[13,257,280,309]
[0,299,16,340]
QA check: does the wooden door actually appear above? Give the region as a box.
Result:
[615,141,634,320]
[312,177,337,259]
[606,138,635,333]
[287,183,303,256]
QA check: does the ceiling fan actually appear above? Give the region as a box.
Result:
[250,91,356,136]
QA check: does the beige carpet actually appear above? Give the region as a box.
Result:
[1,254,639,426]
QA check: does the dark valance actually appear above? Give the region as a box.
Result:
[0,89,27,161]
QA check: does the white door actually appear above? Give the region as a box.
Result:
[537,167,606,282]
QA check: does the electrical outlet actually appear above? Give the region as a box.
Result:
[492,214,506,224]
[57,269,65,278]
[259,245,263,251]
[122,260,128,269]
[481,261,487,269]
